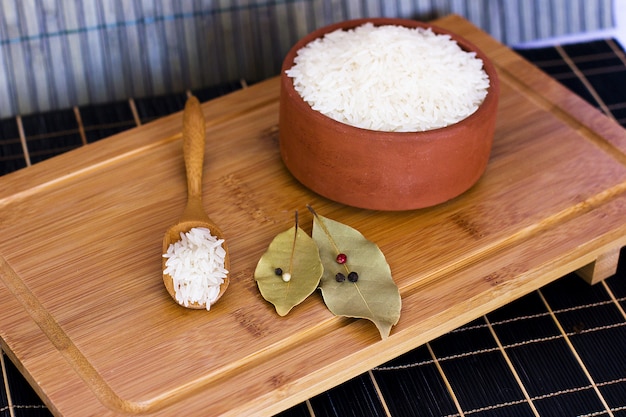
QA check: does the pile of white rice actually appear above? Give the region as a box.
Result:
[163,227,228,310]
[285,23,490,132]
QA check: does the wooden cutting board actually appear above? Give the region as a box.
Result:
[2,15,626,417]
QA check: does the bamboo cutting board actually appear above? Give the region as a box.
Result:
[2,15,626,417]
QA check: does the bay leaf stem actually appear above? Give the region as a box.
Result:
[288,211,299,277]
[306,205,351,275]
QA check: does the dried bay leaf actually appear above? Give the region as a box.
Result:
[254,214,323,316]
[310,208,401,339]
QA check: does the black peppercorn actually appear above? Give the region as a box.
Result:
[335,272,346,282]
[274,267,283,276]
[348,271,359,282]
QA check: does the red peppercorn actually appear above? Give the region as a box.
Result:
[336,253,347,264]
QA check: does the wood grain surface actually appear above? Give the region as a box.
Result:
[1,15,626,417]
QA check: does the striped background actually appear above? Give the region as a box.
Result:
[0,0,615,118]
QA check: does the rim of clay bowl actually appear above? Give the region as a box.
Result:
[281,17,500,141]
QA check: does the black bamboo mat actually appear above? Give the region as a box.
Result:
[1,40,626,417]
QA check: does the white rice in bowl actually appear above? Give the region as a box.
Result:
[285,23,490,132]
[163,227,228,310]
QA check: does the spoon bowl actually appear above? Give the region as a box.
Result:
[162,96,230,309]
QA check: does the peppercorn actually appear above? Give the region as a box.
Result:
[335,272,346,282]
[336,253,347,264]
[274,267,283,276]
[348,271,359,282]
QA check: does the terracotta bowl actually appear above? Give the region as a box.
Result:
[279,18,500,211]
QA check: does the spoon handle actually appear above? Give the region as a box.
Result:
[183,96,206,205]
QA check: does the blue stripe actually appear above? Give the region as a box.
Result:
[15,0,39,114]
[58,1,78,108]
[0,0,305,46]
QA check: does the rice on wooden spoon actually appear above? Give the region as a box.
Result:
[162,95,230,310]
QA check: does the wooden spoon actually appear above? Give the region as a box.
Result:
[162,95,230,309]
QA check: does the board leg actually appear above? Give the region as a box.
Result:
[576,247,621,285]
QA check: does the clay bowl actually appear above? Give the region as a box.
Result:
[279,18,500,211]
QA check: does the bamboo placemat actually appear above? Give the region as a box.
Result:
[1,34,626,417]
